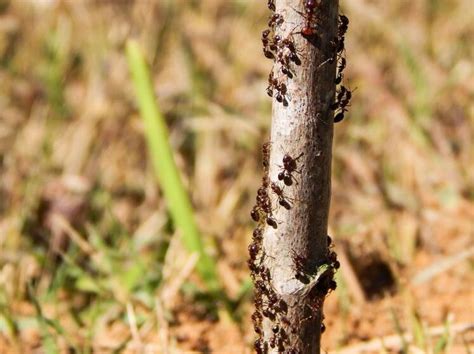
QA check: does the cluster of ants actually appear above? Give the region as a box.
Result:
[248,1,347,351]
[292,234,340,334]
[331,14,352,123]
[250,143,301,229]
[264,1,353,123]
[248,143,304,353]
[262,1,302,106]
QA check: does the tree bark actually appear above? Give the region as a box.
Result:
[251,0,339,353]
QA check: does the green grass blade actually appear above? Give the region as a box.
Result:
[27,284,59,354]
[125,40,221,293]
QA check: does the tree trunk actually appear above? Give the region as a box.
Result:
[250,0,341,353]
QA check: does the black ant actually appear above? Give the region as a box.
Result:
[248,242,261,261]
[290,0,320,45]
[260,267,271,282]
[335,57,346,84]
[333,86,353,123]
[321,322,326,333]
[254,338,266,354]
[267,0,275,11]
[252,310,262,324]
[259,197,273,216]
[271,182,293,210]
[268,13,284,28]
[277,336,286,352]
[262,141,271,170]
[327,234,333,247]
[249,262,265,277]
[269,335,277,348]
[262,307,277,321]
[262,29,275,60]
[255,280,268,294]
[266,71,278,97]
[338,14,349,38]
[276,299,288,314]
[251,308,263,330]
[266,216,278,229]
[278,152,303,186]
[251,205,261,222]
[253,228,263,242]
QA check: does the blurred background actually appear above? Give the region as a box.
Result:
[0,0,473,352]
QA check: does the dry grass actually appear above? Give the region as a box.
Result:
[0,0,473,353]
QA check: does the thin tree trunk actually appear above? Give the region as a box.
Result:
[250,0,341,353]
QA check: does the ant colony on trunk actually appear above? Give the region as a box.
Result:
[249,1,349,350]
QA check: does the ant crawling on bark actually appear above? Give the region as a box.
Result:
[268,13,284,28]
[270,182,293,210]
[293,253,311,283]
[338,14,349,38]
[251,205,261,222]
[248,242,261,261]
[289,0,321,45]
[254,338,267,354]
[267,0,275,12]
[335,57,346,84]
[266,215,278,229]
[278,152,303,186]
[276,81,289,106]
[262,29,275,60]
[253,227,263,242]
[262,141,272,170]
[332,85,354,123]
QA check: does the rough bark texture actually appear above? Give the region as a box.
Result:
[259,0,339,353]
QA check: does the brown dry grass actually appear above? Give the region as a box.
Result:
[0,0,473,353]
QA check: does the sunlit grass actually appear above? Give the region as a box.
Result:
[126,40,222,294]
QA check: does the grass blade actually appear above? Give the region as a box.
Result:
[126,40,221,293]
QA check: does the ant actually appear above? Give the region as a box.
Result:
[248,242,261,261]
[321,322,326,333]
[262,307,277,321]
[271,182,293,210]
[276,299,288,314]
[247,259,258,274]
[258,196,273,216]
[269,334,277,349]
[268,13,284,28]
[266,216,278,229]
[330,85,347,110]
[327,250,338,264]
[262,141,271,170]
[267,0,275,11]
[252,310,262,324]
[260,266,271,282]
[335,57,346,84]
[326,249,340,269]
[267,71,278,97]
[338,14,349,38]
[333,86,353,123]
[262,29,275,60]
[327,234,333,247]
[267,71,290,106]
[254,338,266,354]
[250,205,261,222]
[290,0,320,44]
[292,250,310,282]
[253,227,263,242]
[278,152,303,186]
[276,336,286,352]
[255,280,268,294]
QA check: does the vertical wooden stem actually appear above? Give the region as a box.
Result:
[258,0,339,352]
